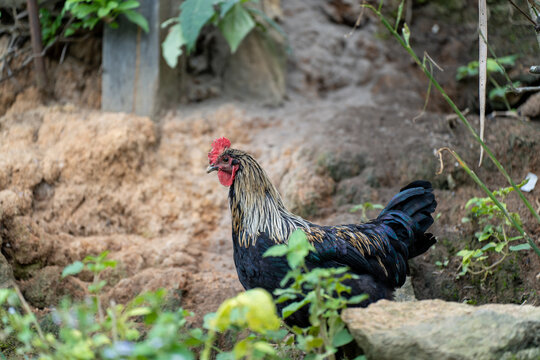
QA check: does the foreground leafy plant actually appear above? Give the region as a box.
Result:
[456,55,520,109]
[264,230,367,360]
[457,182,532,279]
[1,239,368,360]
[202,288,284,360]
[0,252,199,359]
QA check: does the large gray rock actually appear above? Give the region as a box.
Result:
[342,299,540,360]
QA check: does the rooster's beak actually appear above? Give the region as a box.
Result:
[206,165,218,173]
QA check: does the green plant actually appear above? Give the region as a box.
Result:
[1,240,368,359]
[264,230,367,360]
[350,202,384,222]
[456,55,518,81]
[456,55,520,109]
[202,289,284,360]
[435,258,449,268]
[161,0,283,68]
[0,252,200,359]
[457,183,531,279]
[40,0,148,47]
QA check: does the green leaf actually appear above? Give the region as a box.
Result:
[253,341,276,355]
[126,307,152,317]
[62,261,84,278]
[263,244,288,257]
[67,3,98,19]
[220,0,240,17]
[498,54,518,66]
[210,289,280,333]
[332,327,354,347]
[103,259,118,268]
[218,3,255,53]
[179,0,217,53]
[88,280,107,293]
[287,251,306,269]
[117,0,140,11]
[488,86,506,101]
[216,352,235,360]
[285,229,314,268]
[509,243,532,252]
[281,297,310,319]
[394,0,404,31]
[304,335,324,351]
[97,6,111,17]
[123,9,149,32]
[402,23,410,47]
[161,23,185,68]
[486,58,504,74]
[0,289,12,305]
[495,242,506,253]
[348,294,369,304]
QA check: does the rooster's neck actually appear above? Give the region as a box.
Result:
[228,154,310,248]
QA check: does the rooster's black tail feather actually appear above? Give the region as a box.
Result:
[378,180,437,259]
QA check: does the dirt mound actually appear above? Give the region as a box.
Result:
[0,105,257,313]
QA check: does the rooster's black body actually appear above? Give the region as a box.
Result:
[207,138,437,326]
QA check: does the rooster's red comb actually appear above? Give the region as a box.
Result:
[208,137,231,164]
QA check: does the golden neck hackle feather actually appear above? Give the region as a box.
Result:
[227,150,310,247]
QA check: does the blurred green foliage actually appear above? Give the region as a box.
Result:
[0,231,367,360]
[161,0,283,68]
[40,0,148,47]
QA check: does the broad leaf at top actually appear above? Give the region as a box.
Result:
[218,3,255,53]
[179,0,218,52]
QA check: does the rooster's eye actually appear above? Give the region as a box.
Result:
[223,156,229,163]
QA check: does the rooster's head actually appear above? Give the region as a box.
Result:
[207,137,240,187]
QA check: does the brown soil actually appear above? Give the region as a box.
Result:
[0,0,539,322]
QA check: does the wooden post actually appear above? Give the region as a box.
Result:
[26,0,47,90]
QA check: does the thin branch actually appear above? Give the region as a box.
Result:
[507,0,538,26]
[14,285,45,341]
[508,85,540,94]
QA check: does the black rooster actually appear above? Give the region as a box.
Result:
[207,137,437,326]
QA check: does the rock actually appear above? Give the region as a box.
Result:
[518,92,540,119]
[19,266,86,308]
[316,147,367,182]
[223,28,286,106]
[105,267,189,304]
[0,190,32,220]
[0,252,15,288]
[281,166,335,218]
[1,216,54,266]
[393,277,416,302]
[342,299,540,360]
